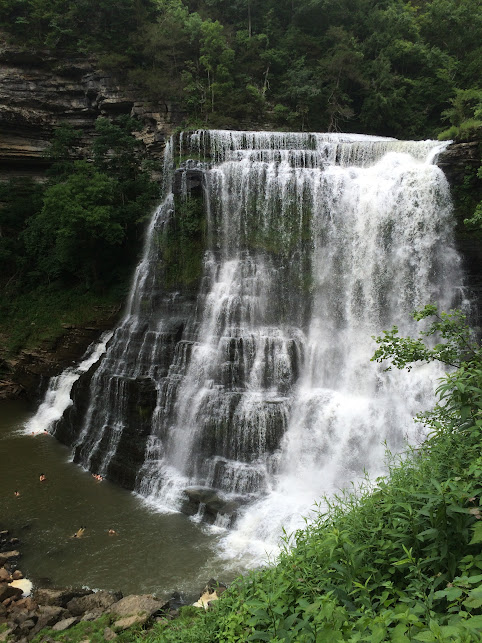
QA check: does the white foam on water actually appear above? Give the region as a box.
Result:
[23,331,113,436]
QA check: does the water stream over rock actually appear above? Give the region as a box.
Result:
[30,130,466,564]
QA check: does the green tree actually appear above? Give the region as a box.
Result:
[22,118,158,288]
[46,123,82,180]
[372,304,482,429]
[199,19,235,112]
[0,179,43,284]
[317,26,365,132]
[463,165,482,233]
[24,161,122,285]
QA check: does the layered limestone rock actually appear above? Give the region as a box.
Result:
[437,138,481,186]
[438,137,482,316]
[0,35,184,181]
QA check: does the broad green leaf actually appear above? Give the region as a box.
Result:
[463,614,482,630]
[467,574,482,583]
[413,630,436,641]
[446,587,463,601]
[440,625,464,636]
[248,632,271,641]
[463,596,482,609]
[469,522,482,545]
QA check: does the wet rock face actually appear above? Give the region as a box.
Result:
[5,318,119,402]
[173,167,204,197]
[437,139,481,185]
[53,298,198,488]
[0,36,184,181]
[437,138,482,322]
[0,305,122,402]
[96,376,159,489]
[181,487,250,525]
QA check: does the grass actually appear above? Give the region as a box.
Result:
[30,614,147,643]
[0,281,127,356]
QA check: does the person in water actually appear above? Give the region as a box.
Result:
[73,527,86,538]
[39,473,46,482]
[108,529,117,536]
[14,490,20,497]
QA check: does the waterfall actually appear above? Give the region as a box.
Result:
[33,130,465,561]
[23,331,113,436]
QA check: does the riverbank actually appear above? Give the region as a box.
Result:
[0,526,227,642]
[0,401,242,606]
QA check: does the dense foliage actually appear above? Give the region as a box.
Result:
[128,305,481,642]
[0,0,481,138]
[0,118,159,353]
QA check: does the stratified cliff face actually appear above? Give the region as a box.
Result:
[0,35,184,181]
[438,139,482,318]
[0,37,186,400]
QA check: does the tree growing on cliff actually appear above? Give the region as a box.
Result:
[22,118,158,289]
[24,161,122,286]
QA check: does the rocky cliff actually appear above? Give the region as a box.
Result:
[0,36,185,400]
[438,139,482,319]
[0,35,184,182]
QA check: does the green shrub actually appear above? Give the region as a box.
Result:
[438,125,460,141]
[149,306,482,642]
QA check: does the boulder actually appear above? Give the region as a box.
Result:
[104,626,118,640]
[0,551,20,567]
[181,487,247,524]
[8,607,36,626]
[66,590,122,616]
[0,584,22,602]
[109,594,167,619]
[29,605,66,636]
[14,597,37,612]
[114,613,149,629]
[18,618,36,633]
[34,587,93,607]
[52,616,79,631]
[81,609,105,621]
[0,568,10,582]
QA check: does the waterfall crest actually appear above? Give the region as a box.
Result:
[34,130,464,559]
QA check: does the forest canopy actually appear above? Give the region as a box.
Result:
[0,0,481,137]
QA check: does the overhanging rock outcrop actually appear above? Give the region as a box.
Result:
[0,35,185,181]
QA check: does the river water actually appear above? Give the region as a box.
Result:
[0,400,240,600]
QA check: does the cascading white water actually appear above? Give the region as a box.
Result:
[23,331,113,436]
[29,130,465,564]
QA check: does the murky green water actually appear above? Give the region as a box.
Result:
[0,400,241,601]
